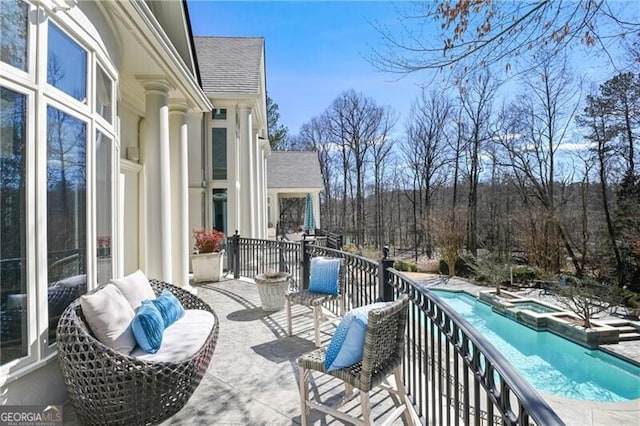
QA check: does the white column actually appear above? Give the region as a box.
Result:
[238,105,254,236]
[170,103,189,287]
[261,151,268,238]
[314,192,321,230]
[142,80,172,281]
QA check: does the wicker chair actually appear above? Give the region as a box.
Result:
[57,279,219,425]
[285,258,345,347]
[298,296,414,426]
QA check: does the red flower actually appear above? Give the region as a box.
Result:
[193,229,225,253]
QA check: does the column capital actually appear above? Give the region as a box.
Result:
[169,100,191,115]
[237,103,253,112]
[137,75,173,94]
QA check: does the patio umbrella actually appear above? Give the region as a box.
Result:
[303,193,315,233]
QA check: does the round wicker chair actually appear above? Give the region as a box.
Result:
[57,279,219,425]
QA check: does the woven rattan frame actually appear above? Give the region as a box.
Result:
[57,279,219,425]
[285,258,346,347]
[297,296,412,425]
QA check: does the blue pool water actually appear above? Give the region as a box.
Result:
[430,289,640,402]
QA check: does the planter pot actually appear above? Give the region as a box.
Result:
[191,251,225,283]
[255,272,291,311]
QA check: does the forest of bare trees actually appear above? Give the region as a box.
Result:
[272,2,639,293]
[281,66,638,291]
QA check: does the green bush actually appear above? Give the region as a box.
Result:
[394,260,417,272]
[511,265,537,283]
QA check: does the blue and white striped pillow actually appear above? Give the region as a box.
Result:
[308,257,341,295]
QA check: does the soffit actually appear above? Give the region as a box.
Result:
[103,1,210,112]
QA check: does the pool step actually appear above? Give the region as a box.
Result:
[618,332,640,342]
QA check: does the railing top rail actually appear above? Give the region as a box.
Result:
[306,245,377,266]
[389,268,564,426]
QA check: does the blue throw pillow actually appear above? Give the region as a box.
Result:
[150,289,185,328]
[324,302,388,372]
[308,257,341,295]
[131,301,164,353]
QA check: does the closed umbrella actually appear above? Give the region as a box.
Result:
[303,193,315,233]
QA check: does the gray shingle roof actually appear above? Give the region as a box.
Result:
[267,152,324,189]
[194,37,263,95]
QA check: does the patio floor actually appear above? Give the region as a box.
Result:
[61,275,640,425]
[63,277,412,425]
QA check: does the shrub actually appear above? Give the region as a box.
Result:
[511,265,537,283]
[439,255,474,277]
[394,260,417,272]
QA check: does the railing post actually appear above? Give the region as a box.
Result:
[278,240,286,273]
[302,237,311,290]
[379,246,394,302]
[232,230,240,279]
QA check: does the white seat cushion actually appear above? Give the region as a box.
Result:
[130,309,215,362]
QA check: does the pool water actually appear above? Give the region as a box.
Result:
[430,289,640,402]
[510,300,560,314]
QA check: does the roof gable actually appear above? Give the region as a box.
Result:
[194,36,264,95]
[267,152,324,190]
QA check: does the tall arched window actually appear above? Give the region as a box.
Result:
[0,0,117,374]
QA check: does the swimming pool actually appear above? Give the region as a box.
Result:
[430,289,640,402]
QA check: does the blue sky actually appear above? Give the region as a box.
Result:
[187,1,631,140]
[187,0,426,135]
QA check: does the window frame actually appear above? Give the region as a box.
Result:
[0,0,119,377]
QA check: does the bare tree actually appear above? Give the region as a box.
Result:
[404,89,452,257]
[327,90,395,246]
[370,109,396,248]
[372,1,639,80]
[458,71,498,257]
[298,114,337,229]
[497,54,581,273]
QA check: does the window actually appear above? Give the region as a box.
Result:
[212,127,227,180]
[212,189,227,234]
[0,0,29,71]
[0,2,117,371]
[47,23,87,103]
[46,106,87,344]
[96,131,112,284]
[212,108,226,120]
[96,65,112,123]
[0,87,28,364]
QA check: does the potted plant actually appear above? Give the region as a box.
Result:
[254,270,291,311]
[191,229,225,283]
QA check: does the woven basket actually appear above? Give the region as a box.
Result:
[255,272,290,311]
[57,279,219,425]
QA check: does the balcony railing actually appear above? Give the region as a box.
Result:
[226,233,565,425]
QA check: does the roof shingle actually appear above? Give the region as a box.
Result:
[267,152,324,190]
[194,36,263,95]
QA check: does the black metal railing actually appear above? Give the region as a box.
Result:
[229,235,565,425]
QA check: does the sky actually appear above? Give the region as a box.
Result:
[187,0,427,135]
[186,1,633,140]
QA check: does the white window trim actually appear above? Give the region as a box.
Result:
[1,0,119,379]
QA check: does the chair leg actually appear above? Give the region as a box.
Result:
[299,366,310,426]
[394,366,414,426]
[360,390,372,425]
[313,305,321,347]
[285,298,292,336]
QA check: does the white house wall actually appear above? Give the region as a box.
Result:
[1,0,210,406]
